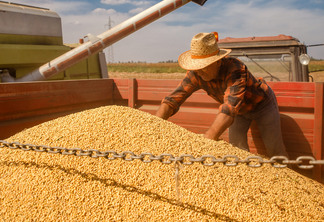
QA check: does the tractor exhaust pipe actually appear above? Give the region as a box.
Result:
[1,0,207,82]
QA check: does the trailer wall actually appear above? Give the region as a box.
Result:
[0,79,323,181]
[113,79,323,181]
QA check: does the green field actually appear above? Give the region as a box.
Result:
[107,60,324,73]
[107,62,185,73]
[107,60,324,81]
[308,60,324,72]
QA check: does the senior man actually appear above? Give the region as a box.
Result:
[156,32,288,157]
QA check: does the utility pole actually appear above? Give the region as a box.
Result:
[105,16,114,63]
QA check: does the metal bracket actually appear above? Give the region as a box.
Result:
[0,69,15,82]
[85,33,101,43]
[192,0,208,6]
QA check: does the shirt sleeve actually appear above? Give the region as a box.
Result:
[219,66,249,117]
[162,71,199,116]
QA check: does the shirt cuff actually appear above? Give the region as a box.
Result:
[219,103,237,117]
[161,97,180,116]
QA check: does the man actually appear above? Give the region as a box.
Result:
[156,32,288,157]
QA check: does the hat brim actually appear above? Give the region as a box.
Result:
[178,48,232,70]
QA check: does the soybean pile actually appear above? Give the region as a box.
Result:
[1,106,323,222]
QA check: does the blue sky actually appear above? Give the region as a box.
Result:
[10,0,324,62]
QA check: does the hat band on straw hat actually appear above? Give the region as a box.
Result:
[178,32,232,70]
[191,49,220,59]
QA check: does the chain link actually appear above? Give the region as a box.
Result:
[1,140,323,169]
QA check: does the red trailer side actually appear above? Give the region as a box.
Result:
[0,79,323,182]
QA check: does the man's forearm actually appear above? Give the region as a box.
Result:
[204,112,234,140]
[156,103,173,120]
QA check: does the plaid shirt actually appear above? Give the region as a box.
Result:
[162,57,269,117]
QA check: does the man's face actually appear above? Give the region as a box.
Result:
[196,61,221,81]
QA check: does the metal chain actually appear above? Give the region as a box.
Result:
[1,140,324,170]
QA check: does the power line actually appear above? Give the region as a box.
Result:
[307,43,324,47]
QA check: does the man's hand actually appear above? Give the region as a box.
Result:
[156,103,173,120]
[204,112,234,140]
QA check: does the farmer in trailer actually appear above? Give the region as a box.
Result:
[156,32,288,157]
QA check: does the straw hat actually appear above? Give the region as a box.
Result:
[178,32,231,70]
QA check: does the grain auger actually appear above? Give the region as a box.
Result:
[1,0,208,82]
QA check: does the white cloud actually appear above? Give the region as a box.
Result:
[100,0,151,6]
[60,10,130,44]
[129,7,145,14]
[10,0,90,14]
[217,1,324,59]
[3,0,324,61]
[92,8,117,15]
